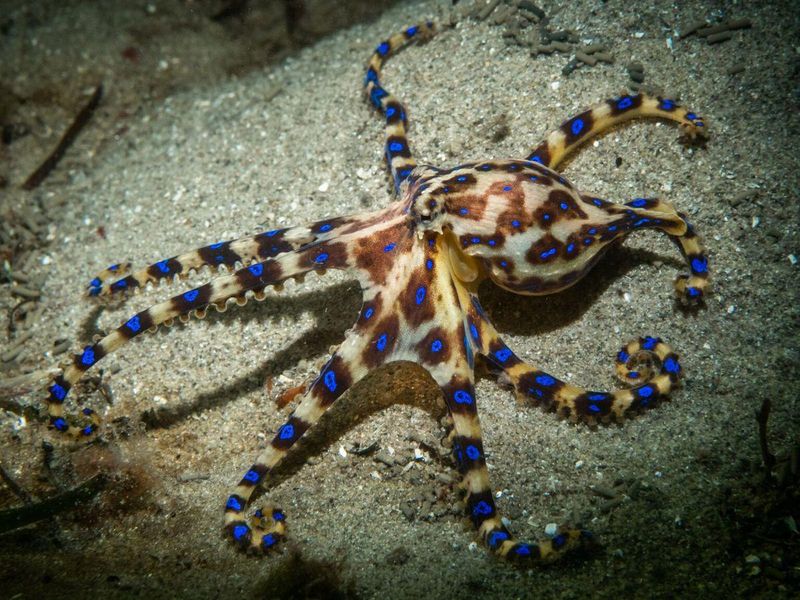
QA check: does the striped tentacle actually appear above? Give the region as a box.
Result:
[467,295,683,424]
[86,217,356,300]
[364,21,436,195]
[526,93,707,170]
[46,236,355,437]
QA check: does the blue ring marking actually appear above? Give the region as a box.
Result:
[53,417,68,432]
[49,383,67,401]
[469,322,479,342]
[583,238,593,246]
[691,256,708,274]
[80,348,95,367]
[383,242,396,252]
[479,164,491,170]
[225,495,242,511]
[592,198,603,207]
[425,258,434,270]
[453,390,473,405]
[588,393,608,402]
[456,175,467,182]
[465,445,481,460]
[108,264,120,271]
[488,530,510,549]
[89,277,101,288]
[243,469,261,483]
[388,141,404,153]
[272,510,285,521]
[364,67,378,84]
[470,237,480,245]
[88,287,101,297]
[687,287,701,298]
[112,279,128,289]
[82,408,94,416]
[459,207,468,215]
[399,168,412,179]
[500,260,508,268]
[494,347,512,363]
[664,357,680,374]
[642,336,658,350]
[542,213,551,221]
[210,242,223,249]
[125,315,141,333]
[628,371,640,379]
[617,96,633,110]
[686,112,697,120]
[261,533,277,548]
[385,106,396,118]
[248,263,264,277]
[488,239,496,247]
[156,260,170,274]
[511,219,520,228]
[503,185,512,192]
[405,25,418,37]
[530,155,543,163]
[431,339,443,353]
[588,403,601,414]
[314,253,329,264]
[566,243,575,253]
[660,99,675,110]
[560,202,569,210]
[535,374,556,386]
[232,524,250,541]
[376,333,388,352]
[571,118,584,136]
[415,286,426,305]
[363,307,374,320]
[539,248,557,260]
[183,289,199,303]
[376,41,390,56]
[552,534,566,549]
[324,370,337,392]
[638,385,654,398]
[279,424,295,440]
[370,87,387,107]
[81,424,95,436]
[266,229,280,237]
[608,225,618,232]
[514,543,532,556]
[633,218,650,227]
[473,501,493,516]
[630,198,648,208]
[318,223,332,232]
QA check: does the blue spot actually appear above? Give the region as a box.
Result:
[365,68,378,84]
[617,96,633,110]
[210,242,223,249]
[664,357,680,374]
[514,544,532,556]
[232,524,249,541]
[112,279,128,290]
[592,199,603,207]
[243,469,261,483]
[529,175,538,181]
[376,333,388,351]
[571,118,584,136]
[465,445,480,460]
[553,534,566,548]
[262,533,277,548]
[511,219,520,228]
[470,237,480,244]
[399,168,412,179]
[686,112,697,121]
[279,424,295,440]
[376,41,390,56]
[266,229,280,237]
[500,260,508,268]
[425,258,434,270]
[385,106,396,118]
[453,390,473,405]
[566,243,575,253]
[80,348,95,367]
[560,202,569,210]
[583,238,593,245]
[588,393,609,402]
[539,248,557,260]
[319,223,332,232]
[431,339,443,353]
[314,253,329,264]
[81,424,95,436]
[479,164,492,170]
[125,315,141,333]
[488,530,510,549]
[88,286,101,297]
[469,322,479,342]
[324,371,337,392]
[633,218,650,228]
[542,213,551,221]
[370,87,387,107]
[457,175,467,182]
[383,242,396,252]
[630,198,648,208]
[364,307,374,320]
[415,286,426,305]
[89,277,101,288]
[494,347,512,363]
[53,417,67,432]
[49,383,67,401]
[388,141,404,153]
[183,289,199,303]
[155,260,170,274]
[473,501,493,516]
[488,239,497,247]
[691,256,708,274]
[536,374,555,386]
[588,227,598,235]
[660,99,675,110]
[272,510,285,521]
[629,371,640,379]
[405,25,418,37]
[608,225,618,232]
[503,185,512,192]
[82,408,94,416]
[687,287,701,298]
[226,495,242,511]
[588,404,601,413]
[638,386,654,398]
[459,207,468,215]
[642,336,658,350]
[617,350,630,363]
[530,155,543,164]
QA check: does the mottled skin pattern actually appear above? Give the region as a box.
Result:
[44,22,710,564]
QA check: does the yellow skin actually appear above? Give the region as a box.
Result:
[45,22,709,563]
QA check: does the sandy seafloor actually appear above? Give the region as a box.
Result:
[1,0,799,598]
